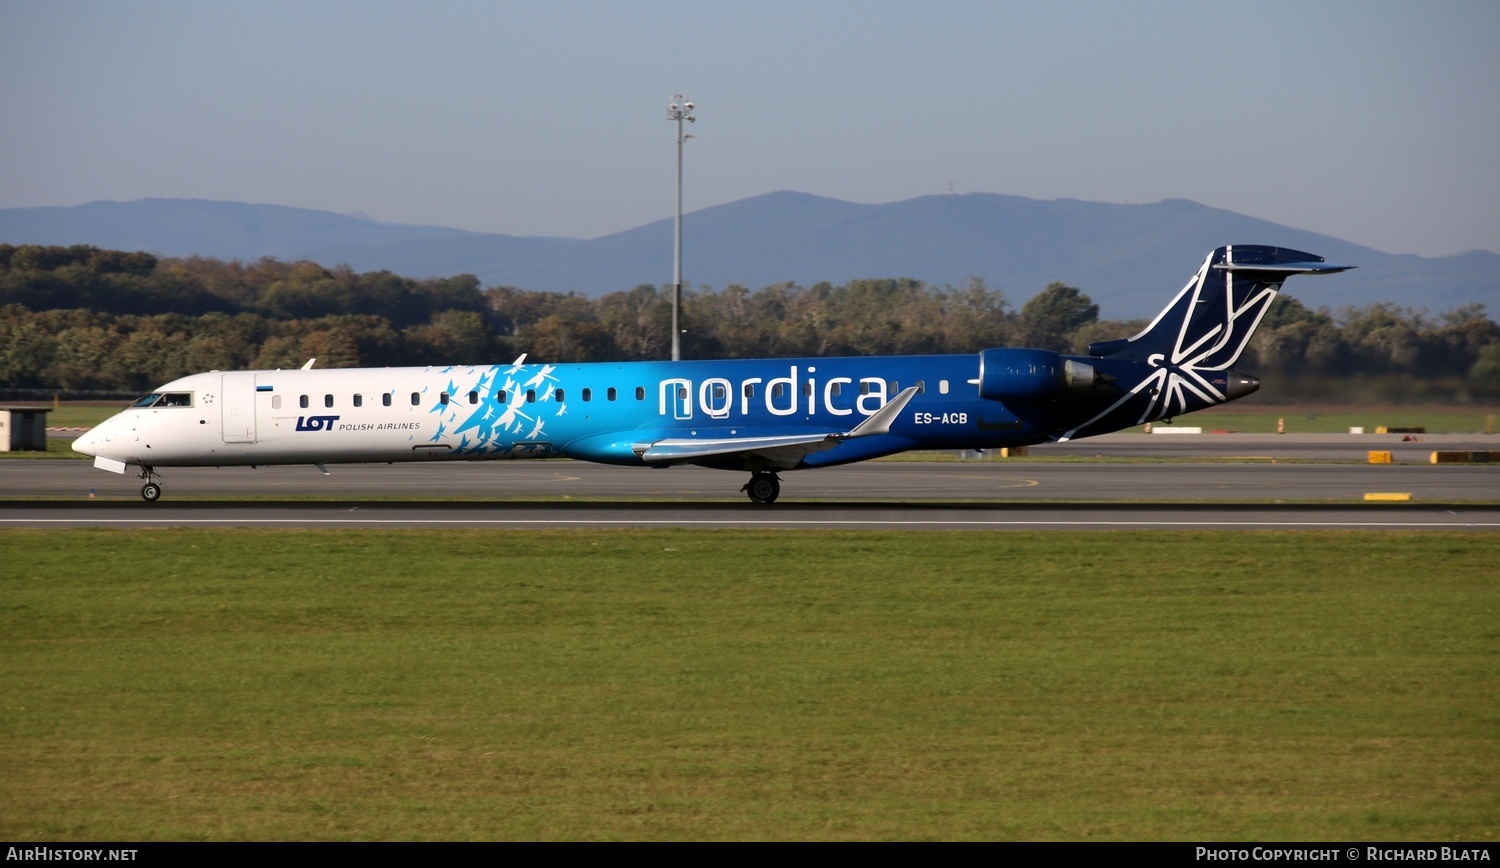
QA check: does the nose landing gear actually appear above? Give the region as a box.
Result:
[136,466,163,502]
[742,471,781,504]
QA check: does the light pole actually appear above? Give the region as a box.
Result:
[667,95,694,361]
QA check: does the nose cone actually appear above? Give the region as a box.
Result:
[71,426,101,457]
[1225,372,1261,401]
[72,412,130,460]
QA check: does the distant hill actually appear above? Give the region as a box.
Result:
[3,193,1494,320]
[0,199,511,260]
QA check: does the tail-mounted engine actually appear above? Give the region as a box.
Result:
[977,348,1101,400]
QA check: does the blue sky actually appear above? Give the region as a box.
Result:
[2,0,1497,257]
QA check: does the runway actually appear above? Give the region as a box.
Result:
[4,499,1497,530]
[3,435,1496,529]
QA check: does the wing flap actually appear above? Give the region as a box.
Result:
[638,386,920,468]
[640,432,842,466]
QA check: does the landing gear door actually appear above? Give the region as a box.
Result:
[222,372,257,443]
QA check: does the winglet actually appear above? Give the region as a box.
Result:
[841,386,919,439]
[301,358,316,370]
[511,353,528,366]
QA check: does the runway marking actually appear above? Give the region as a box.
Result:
[4,518,1498,529]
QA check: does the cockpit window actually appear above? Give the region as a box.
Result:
[131,392,192,408]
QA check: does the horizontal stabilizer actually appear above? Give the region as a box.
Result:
[1211,245,1354,276]
[1214,261,1354,275]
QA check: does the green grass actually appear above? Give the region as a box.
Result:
[3,438,91,459]
[9,403,127,429]
[2,530,1495,840]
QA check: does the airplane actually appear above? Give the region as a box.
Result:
[72,245,1350,503]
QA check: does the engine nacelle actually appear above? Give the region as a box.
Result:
[977,348,1099,400]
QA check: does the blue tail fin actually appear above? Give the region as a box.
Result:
[1086,245,1352,369]
[1055,246,1352,440]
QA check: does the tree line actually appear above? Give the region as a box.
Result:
[1,244,1496,399]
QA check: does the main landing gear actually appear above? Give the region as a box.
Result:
[742,471,781,504]
[137,466,163,502]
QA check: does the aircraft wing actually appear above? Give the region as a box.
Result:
[639,386,919,468]
[640,432,847,466]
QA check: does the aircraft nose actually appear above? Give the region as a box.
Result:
[72,426,100,456]
[72,413,130,458]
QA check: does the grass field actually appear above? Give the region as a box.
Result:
[7,403,128,430]
[2,529,1495,841]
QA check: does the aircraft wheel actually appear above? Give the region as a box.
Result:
[141,483,162,502]
[746,474,780,504]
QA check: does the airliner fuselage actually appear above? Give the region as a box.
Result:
[73,246,1351,502]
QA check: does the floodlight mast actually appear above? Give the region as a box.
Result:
[666,95,695,361]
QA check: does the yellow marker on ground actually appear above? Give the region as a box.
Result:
[1363,492,1412,502]
[1431,451,1497,464]
[1367,451,1393,464]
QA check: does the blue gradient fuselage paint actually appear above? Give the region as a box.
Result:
[72,246,1352,502]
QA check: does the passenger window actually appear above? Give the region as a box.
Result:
[829,382,841,396]
[582,388,592,402]
[411,392,420,406]
[468,391,478,404]
[353,394,363,408]
[555,389,565,402]
[939,380,950,395]
[802,381,813,396]
[497,390,507,404]
[607,387,617,401]
[915,380,925,394]
[300,395,309,409]
[677,386,688,400]
[440,393,450,405]
[890,381,900,393]
[382,393,392,407]
[635,386,645,400]
[744,383,756,398]
[526,389,536,403]
[324,394,334,408]
[271,395,282,410]
[859,382,869,396]
[772,383,786,398]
